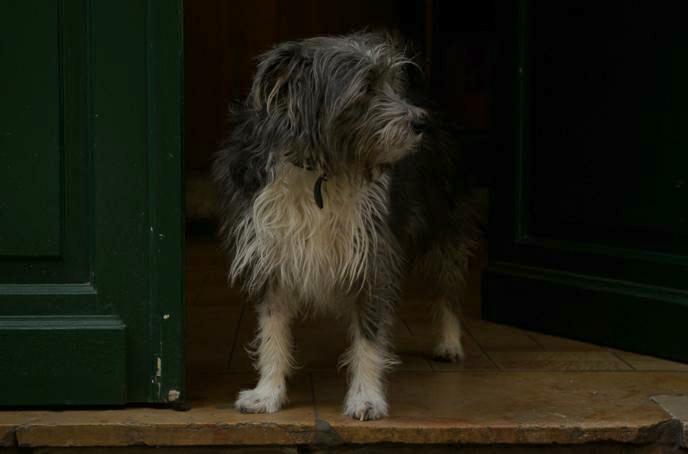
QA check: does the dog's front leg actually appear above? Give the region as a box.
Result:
[342,290,397,421]
[235,287,295,413]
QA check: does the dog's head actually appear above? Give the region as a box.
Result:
[248,32,427,173]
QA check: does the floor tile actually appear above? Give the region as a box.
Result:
[396,321,495,371]
[651,394,688,445]
[489,351,632,371]
[614,351,688,371]
[394,337,443,372]
[464,318,543,352]
[529,332,606,351]
[430,354,497,371]
[311,370,688,445]
[404,317,483,353]
[16,372,316,447]
[0,412,50,447]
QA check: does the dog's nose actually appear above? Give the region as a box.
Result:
[411,120,426,135]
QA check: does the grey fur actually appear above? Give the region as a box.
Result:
[212,32,480,420]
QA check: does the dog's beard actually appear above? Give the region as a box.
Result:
[228,161,399,304]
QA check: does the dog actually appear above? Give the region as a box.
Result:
[212,32,480,421]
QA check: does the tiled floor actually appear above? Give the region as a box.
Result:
[1,237,687,451]
[182,237,688,448]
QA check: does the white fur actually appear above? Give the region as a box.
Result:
[230,162,392,303]
[235,288,294,413]
[340,316,398,420]
[433,302,464,362]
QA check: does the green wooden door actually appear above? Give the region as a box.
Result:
[0,0,184,405]
[484,1,688,362]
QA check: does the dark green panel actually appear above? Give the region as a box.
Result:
[0,0,183,405]
[90,0,184,403]
[0,0,61,257]
[0,0,90,284]
[146,0,185,403]
[485,0,688,362]
[0,283,97,315]
[0,316,126,405]
[91,0,150,404]
[484,264,688,362]
[528,2,688,255]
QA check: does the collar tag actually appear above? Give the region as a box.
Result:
[313,174,327,209]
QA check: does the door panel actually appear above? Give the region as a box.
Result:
[0,316,126,405]
[0,0,183,405]
[484,0,688,362]
[1,0,89,282]
[0,1,61,257]
[527,2,688,254]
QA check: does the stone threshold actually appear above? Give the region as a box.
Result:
[1,371,687,451]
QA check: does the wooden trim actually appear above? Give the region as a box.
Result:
[484,266,688,362]
[0,315,127,406]
[145,0,185,404]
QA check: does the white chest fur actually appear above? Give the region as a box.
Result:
[230,163,392,302]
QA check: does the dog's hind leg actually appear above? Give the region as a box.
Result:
[427,234,476,363]
[432,296,465,362]
[341,290,398,421]
[235,286,295,413]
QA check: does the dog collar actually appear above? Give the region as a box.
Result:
[313,173,328,209]
[290,160,328,209]
[289,160,389,210]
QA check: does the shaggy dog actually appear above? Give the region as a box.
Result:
[213,32,479,421]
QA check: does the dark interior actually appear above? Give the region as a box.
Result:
[184,0,495,221]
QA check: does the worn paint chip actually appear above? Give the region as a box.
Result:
[168,389,181,402]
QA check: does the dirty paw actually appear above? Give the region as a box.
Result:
[432,343,465,363]
[344,394,388,421]
[235,388,285,414]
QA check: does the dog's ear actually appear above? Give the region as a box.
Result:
[251,43,302,113]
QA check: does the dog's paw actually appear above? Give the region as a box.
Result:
[343,392,388,421]
[235,387,286,414]
[432,341,465,363]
